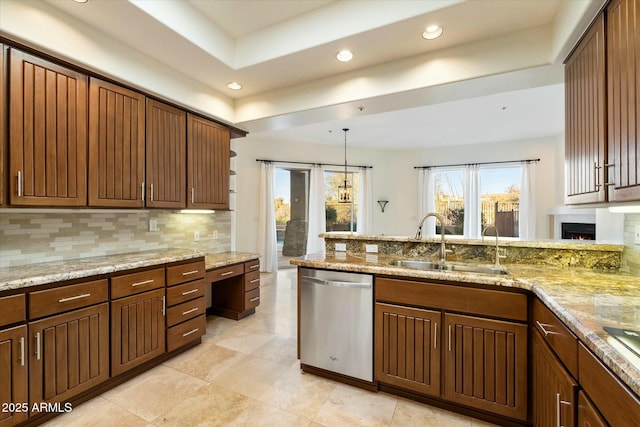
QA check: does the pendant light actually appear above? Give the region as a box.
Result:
[338,128,352,203]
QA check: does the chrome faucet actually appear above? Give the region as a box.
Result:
[415,212,448,263]
[482,225,506,267]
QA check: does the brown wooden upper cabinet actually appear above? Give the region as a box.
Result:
[1,44,6,207]
[146,99,186,209]
[607,0,639,202]
[88,77,145,207]
[187,114,230,210]
[565,15,607,204]
[9,49,88,207]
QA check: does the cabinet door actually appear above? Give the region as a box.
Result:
[0,44,5,207]
[565,14,607,204]
[375,303,440,397]
[187,114,229,209]
[444,313,527,421]
[0,325,28,427]
[28,304,109,405]
[577,391,608,427]
[111,288,165,376]
[532,330,578,427]
[607,0,640,202]
[9,49,87,207]
[145,99,186,208]
[88,77,145,207]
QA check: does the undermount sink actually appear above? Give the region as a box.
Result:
[390,260,509,275]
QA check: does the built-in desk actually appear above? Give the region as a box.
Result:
[205,252,260,320]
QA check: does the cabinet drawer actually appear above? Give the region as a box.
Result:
[111,267,165,299]
[532,299,578,377]
[206,263,243,282]
[244,271,260,292]
[166,279,205,306]
[166,260,205,286]
[376,277,527,321]
[29,279,108,319]
[244,259,260,273]
[0,293,26,327]
[166,297,205,328]
[167,314,205,352]
[244,288,260,310]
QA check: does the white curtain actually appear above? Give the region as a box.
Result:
[306,165,326,255]
[257,162,278,272]
[417,168,436,238]
[519,161,537,240]
[464,164,481,239]
[357,168,373,234]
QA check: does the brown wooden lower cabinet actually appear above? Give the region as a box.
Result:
[208,260,260,320]
[0,325,28,427]
[375,303,440,397]
[111,288,165,376]
[28,303,110,406]
[532,329,578,427]
[578,391,607,427]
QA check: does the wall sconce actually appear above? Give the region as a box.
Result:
[377,200,389,212]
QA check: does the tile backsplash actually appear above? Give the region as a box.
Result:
[0,210,231,268]
[622,213,640,275]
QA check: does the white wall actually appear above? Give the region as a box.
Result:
[234,134,565,252]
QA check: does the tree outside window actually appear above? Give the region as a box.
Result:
[324,171,359,232]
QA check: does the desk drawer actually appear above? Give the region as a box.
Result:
[166,297,205,328]
[166,279,205,306]
[244,271,260,292]
[532,299,578,377]
[244,288,260,310]
[0,294,26,326]
[167,314,205,352]
[111,268,165,299]
[207,263,243,282]
[167,260,205,286]
[244,259,260,273]
[30,279,108,319]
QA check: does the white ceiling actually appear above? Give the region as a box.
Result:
[37,0,602,149]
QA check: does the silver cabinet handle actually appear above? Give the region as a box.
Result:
[182,270,199,276]
[250,296,260,302]
[448,325,452,352]
[162,296,166,316]
[191,187,195,204]
[249,278,260,284]
[150,183,154,201]
[20,336,25,367]
[536,321,558,336]
[59,293,91,303]
[131,279,154,287]
[182,307,199,316]
[182,289,199,296]
[221,271,234,276]
[35,332,41,361]
[434,322,438,349]
[17,171,22,197]
[141,182,145,201]
[182,328,199,337]
[249,264,259,270]
[556,393,561,427]
[594,162,602,190]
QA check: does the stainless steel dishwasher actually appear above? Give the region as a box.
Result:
[299,267,373,382]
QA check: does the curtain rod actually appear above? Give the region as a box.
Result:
[256,159,373,169]
[414,158,540,170]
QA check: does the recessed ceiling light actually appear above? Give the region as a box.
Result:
[422,25,443,40]
[336,50,353,62]
[227,82,242,90]
[73,0,88,3]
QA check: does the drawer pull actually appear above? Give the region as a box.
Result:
[20,337,25,367]
[249,264,259,270]
[250,278,260,284]
[131,279,154,287]
[221,271,234,276]
[182,289,199,296]
[249,296,260,302]
[182,328,199,337]
[35,332,41,361]
[182,270,199,276]
[536,320,559,336]
[182,307,199,316]
[59,293,91,303]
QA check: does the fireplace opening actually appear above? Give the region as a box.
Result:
[562,222,596,240]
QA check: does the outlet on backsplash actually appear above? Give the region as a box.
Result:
[194,231,200,241]
[212,230,219,239]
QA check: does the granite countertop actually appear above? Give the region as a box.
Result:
[291,252,640,397]
[205,252,259,270]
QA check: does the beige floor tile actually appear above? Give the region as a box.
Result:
[40,397,147,427]
[101,365,209,422]
[390,398,491,427]
[313,383,398,427]
[228,400,311,427]
[258,364,336,419]
[213,325,276,354]
[162,342,246,382]
[251,335,298,366]
[212,354,289,399]
[153,383,252,427]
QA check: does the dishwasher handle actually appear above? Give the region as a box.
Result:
[303,276,371,289]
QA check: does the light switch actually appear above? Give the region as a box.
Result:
[635,226,640,244]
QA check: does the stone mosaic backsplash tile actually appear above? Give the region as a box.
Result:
[623,213,640,275]
[0,210,231,268]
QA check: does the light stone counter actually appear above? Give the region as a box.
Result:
[205,252,259,270]
[291,252,640,397]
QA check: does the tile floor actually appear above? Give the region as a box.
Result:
[42,269,497,427]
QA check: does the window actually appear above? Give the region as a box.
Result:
[324,171,359,232]
[480,167,520,237]
[434,169,464,236]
